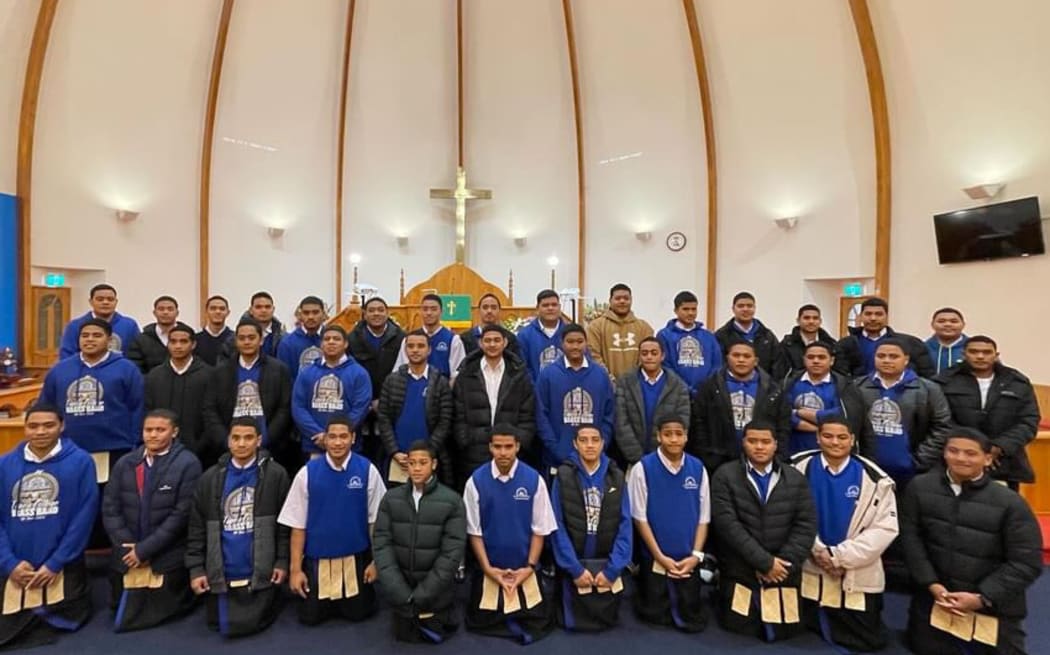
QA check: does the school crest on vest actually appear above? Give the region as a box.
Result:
[794,391,825,411]
[234,381,264,417]
[869,398,904,436]
[312,374,345,411]
[347,475,364,490]
[677,336,703,367]
[435,341,449,352]
[539,345,562,369]
[563,387,595,424]
[683,476,699,490]
[513,486,530,501]
[223,486,255,534]
[12,470,60,519]
[66,376,105,416]
[299,346,323,369]
[846,485,861,499]
[729,390,755,430]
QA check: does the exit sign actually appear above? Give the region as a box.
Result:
[843,282,864,297]
[42,272,65,287]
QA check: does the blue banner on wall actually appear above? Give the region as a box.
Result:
[0,194,17,352]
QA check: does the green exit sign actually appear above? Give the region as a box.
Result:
[843,282,864,297]
[43,272,65,287]
[439,294,472,328]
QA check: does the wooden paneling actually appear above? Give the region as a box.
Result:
[1020,432,1050,516]
[0,419,22,455]
[1033,384,1050,421]
[0,383,43,419]
[682,0,718,327]
[847,0,892,301]
[561,0,585,296]
[16,0,60,363]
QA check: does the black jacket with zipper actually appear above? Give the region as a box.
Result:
[145,357,215,467]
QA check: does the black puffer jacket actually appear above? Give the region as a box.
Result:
[775,326,837,382]
[900,470,1043,619]
[185,451,290,593]
[711,458,816,583]
[714,319,783,375]
[128,323,170,374]
[834,326,935,378]
[778,370,869,456]
[372,475,466,615]
[347,320,405,401]
[452,350,536,484]
[555,457,625,559]
[689,370,787,472]
[145,357,215,467]
[933,362,1040,484]
[102,442,202,573]
[377,365,453,481]
[202,355,292,454]
[460,325,521,360]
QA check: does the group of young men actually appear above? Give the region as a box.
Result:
[0,282,1041,653]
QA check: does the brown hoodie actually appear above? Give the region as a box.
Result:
[585,310,654,379]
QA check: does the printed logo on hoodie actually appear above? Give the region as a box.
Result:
[869,398,904,436]
[65,376,105,416]
[108,334,123,353]
[12,471,60,520]
[563,387,595,424]
[312,374,345,412]
[730,391,755,430]
[223,486,255,534]
[794,392,825,412]
[234,381,264,418]
[540,345,562,370]
[299,346,323,370]
[677,336,704,367]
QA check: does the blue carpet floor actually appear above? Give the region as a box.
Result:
[49,569,1048,654]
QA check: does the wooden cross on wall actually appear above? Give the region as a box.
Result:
[430,167,492,264]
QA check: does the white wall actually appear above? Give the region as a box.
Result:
[874,0,1050,381]
[574,0,707,327]
[342,0,457,305]
[30,0,217,326]
[701,0,874,336]
[463,0,577,305]
[209,0,343,323]
[0,0,40,194]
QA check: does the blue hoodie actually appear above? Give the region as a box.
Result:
[656,319,722,393]
[0,438,99,576]
[517,318,565,383]
[40,352,145,453]
[276,327,323,379]
[549,451,633,583]
[869,368,919,483]
[786,375,842,455]
[59,311,141,359]
[292,357,373,453]
[536,358,615,470]
[924,334,968,375]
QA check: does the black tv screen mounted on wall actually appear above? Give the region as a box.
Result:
[933,196,1046,264]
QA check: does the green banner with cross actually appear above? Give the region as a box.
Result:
[439,294,472,329]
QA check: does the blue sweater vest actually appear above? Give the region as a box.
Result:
[807,457,862,547]
[305,455,371,558]
[641,452,702,560]
[427,327,455,377]
[472,462,540,569]
[221,462,258,579]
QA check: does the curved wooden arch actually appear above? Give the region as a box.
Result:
[681,0,718,326]
[16,0,60,361]
[848,0,892,301]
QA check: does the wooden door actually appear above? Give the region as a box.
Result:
[838,295,876,338]
[27,286,70,368]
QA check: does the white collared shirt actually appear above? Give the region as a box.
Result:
[230,456,257,470]
[323,354,349,369]
[407,364,429,381]
[946,470,983,496]
[802,372,832,385]
[481,357,505,422]
[170,357,193,376]
[23,441,62,463]
[144,447,171,468]
[976,375,995,409]
[204,324,227,338]
[875,373,904,390]
[863,328,888,341]
[745,459,781,498]
[820,454,851,475]
[80,351,111,368]
[642,369,665,385]
[463,460,557,537]
[277,452,386,529]
[156,326,171,347]
[392,328,465,380]
[627,449,711,525]
[563,356,589,370]
[239,355,260,370]
[675,320,695,332]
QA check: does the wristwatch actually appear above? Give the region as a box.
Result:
[691,550,705,562]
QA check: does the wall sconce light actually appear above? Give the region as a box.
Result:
[635,230,653,242]
[114,209,140,223]
[513,236,527,248]
[962,183,1005,201]
[773,216,798,230]
[396,235,409,248]
[267,227,286,239]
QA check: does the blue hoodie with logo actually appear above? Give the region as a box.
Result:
[40,352,145,453]
[0,438,99,576]
[536,358,615,470]
[277,327,323,379]
[517,318,565,383]
[59,311,141,359]
[656,319,722,393]
[292,357,373,453]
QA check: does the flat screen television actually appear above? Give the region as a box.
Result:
[933,196,1046,264]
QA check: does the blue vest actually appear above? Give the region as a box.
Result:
[640,452,702,560]
[304,455,372,558]
[807,457,862,547]
[393,375,429,452]
[639,372,666,450]
[472,462,540,569]
[427,327,454,377]
[221,462,258,580]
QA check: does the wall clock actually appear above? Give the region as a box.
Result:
[666,231,687,252]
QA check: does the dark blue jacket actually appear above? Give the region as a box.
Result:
[102,441,202,573]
